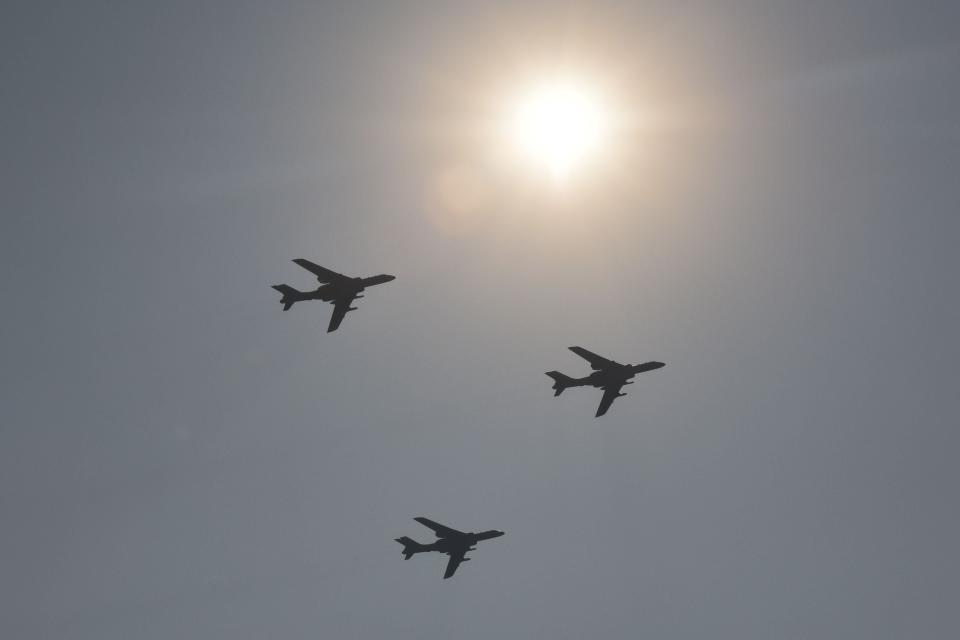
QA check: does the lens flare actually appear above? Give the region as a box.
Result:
[508,81,608,179]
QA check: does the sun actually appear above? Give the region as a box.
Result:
[507,80,609,180]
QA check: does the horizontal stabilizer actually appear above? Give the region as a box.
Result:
[272,284,304,311]
[546,371,575,396]
[395,536,426,560]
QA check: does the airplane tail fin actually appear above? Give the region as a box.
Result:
[272,284,306,311]
[546,371,576,396]
[394,536,426,560]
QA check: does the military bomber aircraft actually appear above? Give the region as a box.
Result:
[395,517,505,579]
[546,346,665,417]
[272,259,395,332]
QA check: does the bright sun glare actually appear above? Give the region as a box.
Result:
[508,80,608,180]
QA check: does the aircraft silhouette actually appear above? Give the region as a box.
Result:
[546,346,665,417]
[272,259,395,332]
[395,517,504,579]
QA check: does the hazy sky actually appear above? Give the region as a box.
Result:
[2,2,959,638]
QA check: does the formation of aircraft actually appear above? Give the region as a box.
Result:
[272,260,666,578]
[271,259,395,332]
[546,346,665,417]
[394,517,505,579]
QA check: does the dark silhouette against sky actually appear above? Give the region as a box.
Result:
[395,517,505,579]
[2,2,959,639]
[272,259,395,332]
[547,346,665,417]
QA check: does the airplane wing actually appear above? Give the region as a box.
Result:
[569,346,618,370]
[443,549,467,579]
[414,517,463,538]
[595,383,625,417]
[327,295,356,332]
[292,259,349,283]
[361,274,395,287]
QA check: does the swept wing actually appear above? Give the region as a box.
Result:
[292,259,349,284]
[327,295,356,332]
[443,548,468,579]
[569,346,619,370]
[414,517,464,538]
[595,383,625,417]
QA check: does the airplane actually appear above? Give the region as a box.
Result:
[394,517,505,579]
[546,346,665,417]
[271,259,395,332]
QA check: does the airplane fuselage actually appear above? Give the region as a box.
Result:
[418,531,504,560]
[307,277,366,302]
[547,354,665,416]
[564,363,652,389]
[594,362,664,386]
[425,537,476,555]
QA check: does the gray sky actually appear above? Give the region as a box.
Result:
[2,1,959,638]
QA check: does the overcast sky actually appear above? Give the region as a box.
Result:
[2,2,959,638]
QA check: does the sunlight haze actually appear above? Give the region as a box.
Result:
[2,2,959,639]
